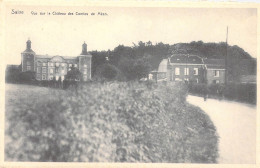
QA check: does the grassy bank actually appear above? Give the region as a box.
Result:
[5,82,218,162]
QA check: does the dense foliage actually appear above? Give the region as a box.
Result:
[188,83,256,104]
[6,82,218,162]
[90,41,255,82]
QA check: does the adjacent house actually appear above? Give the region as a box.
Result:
[204,59,225,84]
[21,40,92,81]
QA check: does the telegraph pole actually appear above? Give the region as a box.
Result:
[225,27,228,85]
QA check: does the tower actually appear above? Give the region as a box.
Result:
[81,41,88,55]
[78,41,92,81]
[21,39,36,72]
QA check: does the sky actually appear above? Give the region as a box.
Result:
[4,6,257,65]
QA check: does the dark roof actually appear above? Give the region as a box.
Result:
[204,59,225,69]
[23,48,35,53]
[169,54,203,64]
[204,59,225,65]
[207,65,225,69]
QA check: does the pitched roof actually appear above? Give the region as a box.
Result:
[204,59,225,69]
[169,54,203,64]
[204,59,225,65]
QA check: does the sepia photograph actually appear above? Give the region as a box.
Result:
[1,2,258,166]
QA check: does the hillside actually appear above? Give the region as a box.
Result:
[170,41,253,60]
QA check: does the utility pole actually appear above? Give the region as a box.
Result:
[225,27,228,85]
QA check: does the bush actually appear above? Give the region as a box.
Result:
[6,82,218,162]
[93,64,124,81]
[188,83,256,104]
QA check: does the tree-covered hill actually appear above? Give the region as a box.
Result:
[170,41,253,60]
[89,41,255,82]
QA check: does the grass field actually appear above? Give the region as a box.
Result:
[5,83,218,162]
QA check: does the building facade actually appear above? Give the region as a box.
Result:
[154,54,225,84]
[21,40,92,81]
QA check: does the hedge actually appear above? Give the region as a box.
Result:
[5,82,218,162]
[188,83,256,104]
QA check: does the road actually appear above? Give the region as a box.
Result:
[187,95,256,164]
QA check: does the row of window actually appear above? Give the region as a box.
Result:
[174,67,199,76]
[36,73,88,80]
[35,62,88,68]
[31,65,88,74]
[174,67,220,77]
[36,62,80,67]
[36,74,65,81]
[36,70,88,80]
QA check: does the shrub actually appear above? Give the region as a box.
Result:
[93,64,124,81]
[5,82,218,162]
[188,83,256,104]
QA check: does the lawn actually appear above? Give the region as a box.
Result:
[5,82,218,162]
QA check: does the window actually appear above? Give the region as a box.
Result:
[42,74,46,80]
[27,61,30,65]
[42,63,46,66]
[68,68,71,71]
[56,63,60,66]
[214,70,220,77]
[175,78,182,81]
[184,78,189,81]
[56,76,59,80]
[75,64,77,67]
[37,67,41,73]
[84,64,87,68]
[148,74,153,80]
[42,67,46,73]
[184,68,189,75]
[49,75,53,80]
[61,76,64,81]
[69,64,72,67]
[194,68,198,75]
[50,68,54,74]
[27,66,31,71]
[61,63,65,67]
[84,70,87,75]
[196,78,199,83]
[61,70,65,74]
[175,67,180,75]
[48,62,54,66]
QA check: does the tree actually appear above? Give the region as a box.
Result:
[94,63,123,81]
[18,71,36,84]
[65,66,82,81]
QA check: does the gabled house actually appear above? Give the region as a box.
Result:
[151,54,226,84]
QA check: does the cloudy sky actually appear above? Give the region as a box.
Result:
[4,6,257,65]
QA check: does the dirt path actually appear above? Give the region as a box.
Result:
[187,95,256,164]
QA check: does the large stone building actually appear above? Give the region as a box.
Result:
[152,54,226,84]
[21,40,92,81]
